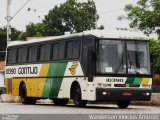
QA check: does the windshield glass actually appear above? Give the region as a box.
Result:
[96,40,151,75]
[127,41,150,74]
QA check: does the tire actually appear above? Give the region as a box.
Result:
[20,84,36,105]
[73,84,87,107]
[53,98,69,106]
[117,100,130,108]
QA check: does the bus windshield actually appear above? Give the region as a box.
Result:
[96,40,151,75]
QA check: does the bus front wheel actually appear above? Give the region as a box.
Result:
[117,100,130,108]
[73,84,87,107]
[20,84,36,105]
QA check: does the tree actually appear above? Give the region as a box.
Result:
[150,39,160,73]
[43,0,103,36]
[25,23,45,37]
[119,0,160,38]
[0,28,7,60]
[0,27,21,60]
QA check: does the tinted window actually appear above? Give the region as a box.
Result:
[7,48,17,64]
[28,46,38,62]
[52,43,59,60]
[66,41,73,59]
[40,44,52,61]
[17,47,28,63]
[58,42,66,59]
[7,49,12,63]
[66,38,81,59]
[72,39,80,58]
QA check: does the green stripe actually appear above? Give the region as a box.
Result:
[132,78,142,85]
[42,62,68,98]
[125,77,143,85]
[125,77,135,84]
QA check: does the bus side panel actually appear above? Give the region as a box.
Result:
[58,62,87,99]
[27,78,37,97]
[41,62,68,98]
[86,82,96,101]
[37,78,48,97]
[58,78,71,98]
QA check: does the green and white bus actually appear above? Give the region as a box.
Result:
[5,30,152,108]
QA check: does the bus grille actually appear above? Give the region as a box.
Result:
[114,84,140,87]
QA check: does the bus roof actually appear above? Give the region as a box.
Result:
[8,30,148,47]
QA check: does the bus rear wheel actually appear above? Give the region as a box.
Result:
[73,84,87,107]
[52,98,69,106]
[20,84,36,105]
[117,100,130,108]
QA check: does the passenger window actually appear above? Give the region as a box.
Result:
[72,39,80,58]
[66,41,73,59]
[52,43,59,60]
[58,42,66,59]
[28,46,38,62]
[7,48,17,64]
[40,44,52,61]
[17,47,28,63]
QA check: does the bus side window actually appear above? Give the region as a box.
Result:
[58,42,66,60]
[40,45,45,61]
[66,41,73,59]
[72,38,80,59]
[45,44,52,61]
[7,49,12,64]
[66,38,80,60]
[28,46,38,62]
[17,47,28,63]
[52,43,59,60]
[40,44,52,61]
[7,48,17,64]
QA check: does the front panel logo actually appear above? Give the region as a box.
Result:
[69,64,78,75]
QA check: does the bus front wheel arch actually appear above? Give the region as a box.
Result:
[71,83,87,107]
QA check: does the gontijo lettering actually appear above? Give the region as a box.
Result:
[6,67,38,75]
[18,67,38,74]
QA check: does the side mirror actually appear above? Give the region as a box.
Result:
[88,46,96,82]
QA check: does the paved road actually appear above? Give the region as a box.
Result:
[0,103,160,114]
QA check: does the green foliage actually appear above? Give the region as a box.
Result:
[22,0,103,38]
[150,39,160,73]
[43,0,101,36]
[26,23,45,37]
[122,0,160,38]
[0,28,7,60]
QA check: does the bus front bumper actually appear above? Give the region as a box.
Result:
[96,88,151,101]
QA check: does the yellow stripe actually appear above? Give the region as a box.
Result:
[40,64,50,76]
[37,64,50,97]
[141,78,150,85]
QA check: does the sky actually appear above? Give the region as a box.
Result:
[0,0,139,31]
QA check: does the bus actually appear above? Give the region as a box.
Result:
[5,30,152,108]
